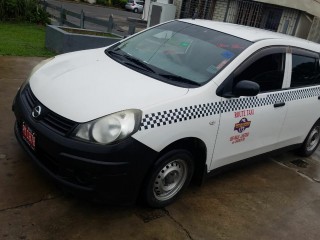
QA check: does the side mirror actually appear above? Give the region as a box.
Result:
[233,80,260,97]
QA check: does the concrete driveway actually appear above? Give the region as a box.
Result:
[1,56,320,240]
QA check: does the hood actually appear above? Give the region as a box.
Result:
[30,48,188,122]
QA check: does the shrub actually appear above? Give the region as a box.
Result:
[96,0,107,5]
[112,0,127,8]
[120,0,127,8]
[0,0,50,24]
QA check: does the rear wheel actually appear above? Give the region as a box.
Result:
[297,121,320,157]
[144,150,194,208]
[133,8,138,13]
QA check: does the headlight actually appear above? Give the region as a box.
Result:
[73,109,142,144]
[20,57,55,91]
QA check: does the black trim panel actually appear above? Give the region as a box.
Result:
[13,89,159,205]
[206,144,301,178]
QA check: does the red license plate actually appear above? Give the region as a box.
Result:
[22,122,36,150]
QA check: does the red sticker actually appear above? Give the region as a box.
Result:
[234,109,254,118]
[230,132,250,144]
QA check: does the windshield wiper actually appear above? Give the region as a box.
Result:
[107,49,156,74]
[106,48,124,57]
[122,55,156,74]
[107,49,200,87]
[159,74,201,86]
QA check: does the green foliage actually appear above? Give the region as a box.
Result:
[120,0,127,8]
[111,0,127,8]
[96,0,107,5]
[0,22,55,56]
[0,0,50,24]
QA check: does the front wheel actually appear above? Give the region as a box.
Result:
[133,8,138,13]
[297,121,320,157]
[143,150,194,208]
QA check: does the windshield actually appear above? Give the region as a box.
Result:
[106,21,252,87]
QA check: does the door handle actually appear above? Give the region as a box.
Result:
[274,102,285,108]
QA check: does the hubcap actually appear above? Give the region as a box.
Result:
[306,126,320,152]
[153,159,188,201]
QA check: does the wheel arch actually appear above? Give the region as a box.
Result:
[157,137,208,185]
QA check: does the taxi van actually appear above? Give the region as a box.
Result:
[13,19,320,207]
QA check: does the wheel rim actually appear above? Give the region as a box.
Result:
[306,126,320,152]
[153,159,188,201]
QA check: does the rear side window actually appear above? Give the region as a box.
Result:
[291,54,320,87]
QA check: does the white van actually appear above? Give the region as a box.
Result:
[13,19,320,207]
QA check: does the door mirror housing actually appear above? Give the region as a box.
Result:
[233,80,260,97]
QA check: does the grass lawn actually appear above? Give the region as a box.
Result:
[0,22,55,57]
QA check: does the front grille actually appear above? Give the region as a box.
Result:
[24,84,37,111]
[42,112,76,134]
[21,84,77,135]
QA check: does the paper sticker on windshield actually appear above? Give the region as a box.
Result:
[207,65,218,74]
[180,42,190,47]
[231,44,244,49]
[221,50,234,59]
[216,59,229,70]
[217,43,229,48]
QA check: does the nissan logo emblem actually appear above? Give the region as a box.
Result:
[32,105,42,118]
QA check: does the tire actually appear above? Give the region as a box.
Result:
[297,121,320,157]
[133,8,138,13]
[143,150,194,208]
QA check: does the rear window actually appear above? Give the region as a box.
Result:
[291,54,320,87]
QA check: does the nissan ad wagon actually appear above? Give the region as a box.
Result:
[13,19,320,207]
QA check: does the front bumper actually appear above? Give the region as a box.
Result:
[13,87,158,205]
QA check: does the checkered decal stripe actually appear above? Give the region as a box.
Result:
[140,87,320,130]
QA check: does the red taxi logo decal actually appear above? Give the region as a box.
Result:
[234,118,251,133]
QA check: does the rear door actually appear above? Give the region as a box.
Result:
[211,47,290,170]
[278,48,320,145]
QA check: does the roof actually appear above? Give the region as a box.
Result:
[179,19,299,42]
[179,19,320,52]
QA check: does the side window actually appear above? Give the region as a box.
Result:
[291,54,320,87]
[234,52,285,92]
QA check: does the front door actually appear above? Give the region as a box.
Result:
[211,47,290,170]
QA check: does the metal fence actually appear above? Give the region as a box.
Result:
[41,1,115,31]
[40,0,141,35]
[180,0,216,19]
[225,0,286,32]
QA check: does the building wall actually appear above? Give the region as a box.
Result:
[173,0,183,18]
[254,0,320,18]
[295,13,313,40]
[180,0,318,42]
[308,17,320,43]
[212,0,228,21]
[277,8,299,35]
